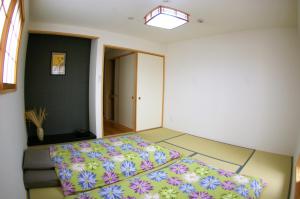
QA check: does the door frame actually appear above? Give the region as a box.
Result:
[102,45,165,137]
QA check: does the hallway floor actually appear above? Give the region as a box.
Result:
[103,119,134,136]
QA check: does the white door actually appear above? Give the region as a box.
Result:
[118,53,136,129]
[136,53,164,131]
[113,59,120,123]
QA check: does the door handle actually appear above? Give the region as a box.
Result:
[138,97,141,100]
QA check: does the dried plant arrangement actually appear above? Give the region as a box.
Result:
[25,108,47,141]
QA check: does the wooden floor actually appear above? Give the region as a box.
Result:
[103,119,134,136]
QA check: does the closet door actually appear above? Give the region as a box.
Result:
[113,59,120,123]
[136,53,164,131]
[118,54,136,129]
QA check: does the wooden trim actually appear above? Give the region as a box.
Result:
[104,45,165,58]
[0,0,24,93]
[134,53,138,131]
[161,56,165,127]
[19,0,25,21]
[101,45,106,138]
[0,0,17,90]
[295,156,300,199]
[104,131,135,138]
[144,5,190,24]
[136,127,162,133]
[116,58,120,126]
[0,83,16,93]
[2,83,16,89]
[0,88,16,93]
[138,51,165,58]
[28,30,99,39]
[109,52,136,61]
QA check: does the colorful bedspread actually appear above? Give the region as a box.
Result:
[65,157,266,199]
[49,135,181,196]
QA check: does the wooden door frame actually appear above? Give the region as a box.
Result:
[295,156,300,199]
[102,45,165,137]
[28,30,99,39]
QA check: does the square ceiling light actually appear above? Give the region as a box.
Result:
[144,6,189,29]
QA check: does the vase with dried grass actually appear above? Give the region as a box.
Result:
[25,108,47,141]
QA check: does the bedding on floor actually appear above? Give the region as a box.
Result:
[49,135,181,196]
[24,170,60,189]
[24,148,54,170]
[65,157,266,199]
[23,148,58,189]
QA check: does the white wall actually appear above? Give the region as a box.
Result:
[0,1,29,198]
[298,0,300,37]
[165,28,300,155]
[29,22,165,137]
[89,39,101,135]
[290,1,300,198]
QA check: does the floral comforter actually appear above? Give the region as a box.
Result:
[65,157,266,199]
[49,135,181,196]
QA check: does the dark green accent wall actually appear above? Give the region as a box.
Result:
[25,34,91,135]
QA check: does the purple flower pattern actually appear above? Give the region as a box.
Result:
[138,142,150,147]
[130,179,153,194]
[189,191,213,199]
[170,150,181,159]
[221,181,236,190]
[103,171,119,184]
[167,177,182,186]
[79,141,91,148]
[71,156,85,163]
[140,160,154,171]
[170,164,188,174]
[218,169,234,177]
[62,181,75,195]
[76,192,93,199]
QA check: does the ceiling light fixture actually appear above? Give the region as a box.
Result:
[144,5,189,30]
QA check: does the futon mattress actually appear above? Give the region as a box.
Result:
[65,157,266,199]
[49,135,181,196]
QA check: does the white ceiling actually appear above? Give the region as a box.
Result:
[29,0,297,43]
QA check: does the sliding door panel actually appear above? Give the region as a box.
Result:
[136,53,163,131]
[118,54,136,129]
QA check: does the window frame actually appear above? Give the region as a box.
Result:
[0,0,24,93]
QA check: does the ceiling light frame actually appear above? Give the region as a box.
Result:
[144,5,189,29]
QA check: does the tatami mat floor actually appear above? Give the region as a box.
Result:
[29,128,292,199]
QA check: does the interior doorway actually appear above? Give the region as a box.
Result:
[103,47,136,136]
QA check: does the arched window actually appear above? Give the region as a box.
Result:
[0,0,24,92]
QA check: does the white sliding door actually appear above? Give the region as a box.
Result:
[114,59,120,123]
[118,53,136,129]
[136,53,164,131]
